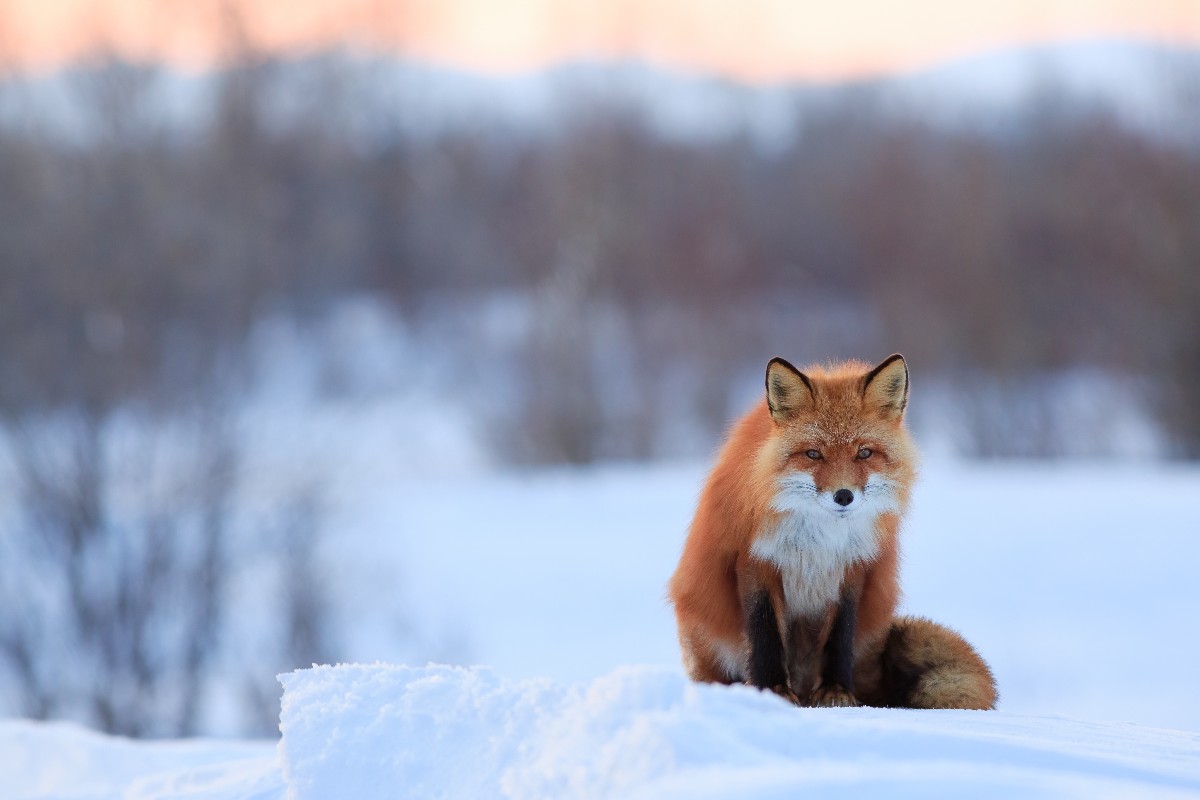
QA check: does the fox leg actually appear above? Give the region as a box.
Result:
[741,589,846,706]
[734,559,798,700]
[807,592,861,707]
[854,616,998,710]
[745,590,790,694]
[807,570,868,707]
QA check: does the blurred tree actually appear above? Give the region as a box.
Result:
[0,27,1197,500]
[0,407,235,736]
[0,40,340,736]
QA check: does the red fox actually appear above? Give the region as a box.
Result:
[668,355,996,709]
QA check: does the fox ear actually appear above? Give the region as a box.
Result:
[765,357,815,423]
[862,354,909,419]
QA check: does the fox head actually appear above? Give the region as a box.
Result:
[762,354,917,520]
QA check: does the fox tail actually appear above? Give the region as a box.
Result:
[855,616,998,710]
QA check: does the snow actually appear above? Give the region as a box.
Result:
[7,663,1200,799]
[275,664,1200,800]
[0,719,281,799]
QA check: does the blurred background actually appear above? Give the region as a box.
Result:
[0,0,1198,738]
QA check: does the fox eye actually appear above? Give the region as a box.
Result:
[856,447,873,459]
[805,450,822,460]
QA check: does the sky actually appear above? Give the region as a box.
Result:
[2,0,1199,80]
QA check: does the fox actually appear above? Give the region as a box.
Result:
[668,354,996,709]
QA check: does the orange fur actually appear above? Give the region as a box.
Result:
[668,355,996,709]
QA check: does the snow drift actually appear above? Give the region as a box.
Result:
[6,661,1200,798]
[277,663,1200,799]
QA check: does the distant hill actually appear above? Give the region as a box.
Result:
[2,38,1197,145]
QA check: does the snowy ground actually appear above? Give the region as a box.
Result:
[0,719,281,799]
[276,664,1200,800]
[6,663,1200,799]
[3,453,1199,797]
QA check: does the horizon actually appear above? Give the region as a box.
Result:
[4,0,1199,81]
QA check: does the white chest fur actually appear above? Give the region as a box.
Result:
[749,482,883,618]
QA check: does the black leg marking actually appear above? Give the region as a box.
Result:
[825,594,858,692]
[746,591,787,689]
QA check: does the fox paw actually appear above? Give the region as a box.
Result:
[773,685,804,705]
[808,685,860,707]
[748,682,804,705]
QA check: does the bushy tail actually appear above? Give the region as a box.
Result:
[854,616,998,710]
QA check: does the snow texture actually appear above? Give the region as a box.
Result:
[275,663,1200,799]
[5,662,1200,798]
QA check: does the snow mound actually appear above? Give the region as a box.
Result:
[278,663,1200,799]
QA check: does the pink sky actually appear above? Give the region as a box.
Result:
[4,0,1199,79]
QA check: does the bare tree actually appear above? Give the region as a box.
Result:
[0,402,234,736]
[0,42,340,736]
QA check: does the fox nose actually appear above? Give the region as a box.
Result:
[833,489,854,507]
